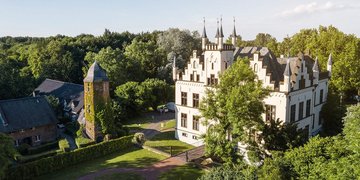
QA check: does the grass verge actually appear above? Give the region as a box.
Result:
[158,163,204,180]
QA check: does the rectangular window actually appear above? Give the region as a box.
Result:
[190,74,194,81]
[303,125,310,138]
[196,74,200,82]
[193,93,199,108]
[209,74,216,86]
[314,92,317,106]
[181,92,187,106]
[14,140,20,147]
[320,89,324,104]
[193,116,199,131]
[265,105,276,122]
[182,132,187,137]
[299,76,305,89]
[290,104,296,122]
[192,135,198,140]
[299,102,304,120]
[34,135,41,142]
[306,100,311,117]
[181,113,187,128]
[312,115,315,129]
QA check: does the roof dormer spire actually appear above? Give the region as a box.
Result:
[231,17,237,37]
[201,17,207,38]
[215,18,220,38]
[219,16,224,38]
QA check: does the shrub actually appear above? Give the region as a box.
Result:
[27,141,59,155]
[5,135,134,180]
[132,133,146,146]
[58,139,70,152]
[75,137,95,148]
[17,143,31,155]
[17,150,58,163]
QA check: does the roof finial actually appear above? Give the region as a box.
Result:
[215,18,220,38]
[219,15,224,38]
[232,16,237,37]
[202,17,207,38]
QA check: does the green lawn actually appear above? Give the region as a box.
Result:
[158,163,204,180]
[38,147,166,180]
[161,119,175,131]
[123,115,154,131]
[95,172,144,180]
[144,131,194,155]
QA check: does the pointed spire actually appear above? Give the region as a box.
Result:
[312,57,319,72]
[219,16,224,38]
[284,58,292,76]
[328,53,332,65]
[231,17,237,37]
[201,17,207,38]
[215,19,220,38]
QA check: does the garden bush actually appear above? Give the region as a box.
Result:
[27,141,59,155]
[132,132,146,146]
[58,139,70,152]
[5,135,134,180]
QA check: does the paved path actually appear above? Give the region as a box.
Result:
[78,156,186,180]
[139,112,175,139]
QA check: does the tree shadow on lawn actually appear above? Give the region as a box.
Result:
[38,147,165,180]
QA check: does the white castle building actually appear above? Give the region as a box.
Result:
[173,19,332,146]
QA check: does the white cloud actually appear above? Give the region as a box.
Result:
[278,1,358,17]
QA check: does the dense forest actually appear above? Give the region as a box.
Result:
[0,25,359,101]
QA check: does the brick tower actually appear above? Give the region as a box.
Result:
[83,61,110,141]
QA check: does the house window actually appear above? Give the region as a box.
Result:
[182,132,187,137]
[253,63,258,72]
[290,104,296,122]
[225,62,228,69]
[34,135,41,142]
[192,135,198,140]
[181,92,187,106]
[306,100,311,117]
[193,61,196,68]
[14,140,20,147]
[193,93,199,108]
[181,113,187,128]
[299,102,304,120]
[208,74,217,86]
[303,125,309,138]
[265,105,276,122]
[312,115,315,129]
[211,63,214,70]
[193,116,199,131]
[190,74,194,81]
[320,89,324,104]
[196,74,200,82]
[179,72,183,80]
[314,92,317,106]
[299,76,305,89]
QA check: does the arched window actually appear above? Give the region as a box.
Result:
[253,63,258,72]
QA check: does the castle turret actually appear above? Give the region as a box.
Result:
[172,56,177,81]
[218,18,224,50]
[201,18,208,51]
[283,59,292,92]
[215,19,220,46]
[231,17,237,47]
[84,61,110,141]
[327,53,332,77]
[312,57,319,85]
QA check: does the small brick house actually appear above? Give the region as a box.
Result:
[0,96,58,147]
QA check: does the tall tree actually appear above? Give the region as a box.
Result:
[200,58,269,163]
[0,133,17,178]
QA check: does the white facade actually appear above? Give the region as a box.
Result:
[174,22,331,146]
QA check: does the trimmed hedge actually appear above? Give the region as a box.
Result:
[5,135,134,180]
[27,141,59,155]
[17,150,58,163]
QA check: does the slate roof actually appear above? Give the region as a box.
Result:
[84,61,109,82]
[234,47,323,88]
[34,79,84,114]
[0,96,58,133]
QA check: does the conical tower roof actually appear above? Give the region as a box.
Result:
[84,61,109,82]
[202,18,207,38]
[312,57,319,72]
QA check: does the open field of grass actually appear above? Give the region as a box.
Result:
[38,147,166,180]
[144,131,194,155]
[158,163,204,180]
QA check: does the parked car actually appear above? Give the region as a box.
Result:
[157,105,169,113]
[165,102,175,112]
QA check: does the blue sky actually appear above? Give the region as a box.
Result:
[0,0,359,41]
